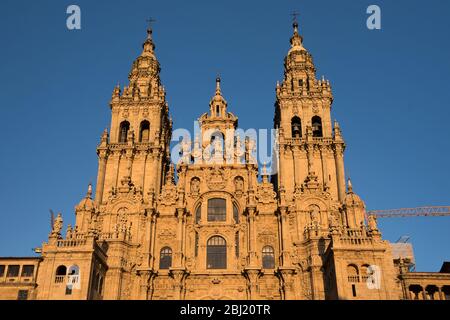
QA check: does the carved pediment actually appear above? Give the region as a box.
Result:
[206,167,226,190]
[256,181,277,205]
[158,228,176,240]
[158,183,178,206]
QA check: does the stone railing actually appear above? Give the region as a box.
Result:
[56,239,87,248]
[348,275,360,283]
[54,275,65,284]
[338,237,373,246]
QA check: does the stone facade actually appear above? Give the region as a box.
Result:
[0,22,449,300]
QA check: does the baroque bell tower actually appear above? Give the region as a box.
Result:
[94,27,172,208]
[274,21,346,203]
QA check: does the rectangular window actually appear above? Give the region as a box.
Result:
[17,290,28,300]
[352,284,357,297]
[208,198,226,222]
[7,265,20,278]
[0,265,5,277]
[21,265,35,277]
[66,285,73,295]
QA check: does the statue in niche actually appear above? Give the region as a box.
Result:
[213,138,223,162]
[309,205,320,225]
[234,176,244,197]
[190,177,200,195]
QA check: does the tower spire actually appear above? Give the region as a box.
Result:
[215,76,222,96]
[289,18,305,51]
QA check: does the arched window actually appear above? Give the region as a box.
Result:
[207,236,227,269]
[56,265,67,276]
[208,198,226,222]
[119,121,130,143]
[195,205,202,224]
[409,285,423,300]
[233,203,239,223]
[159,247,172,270]
[361,264,371,282]
[216,105,220,117]
[68,265,79,276]
[55,265,67,283]
[347,264,360,283]
[262,246,275,269]
[312,116,323,137]
[211,131,224,143]
[291,116,302,138]
[211,131,224,159]
[139,120,150,142]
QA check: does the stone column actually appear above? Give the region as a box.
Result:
[247,207,258,266]
[149,213,157,269]
[175,208,185,267]
[334,144,346,202]
[320,147,329,188]
[95,151,108,204]
[279,207,291,266]
[278,268,296,300]
[139,271,151,300]
[293,147,301,192]
[244,269,261,300]
[170,269,187,300]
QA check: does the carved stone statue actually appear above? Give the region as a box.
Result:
[180,137,191,164]
[190,177,200,194]
[192,136,203,163]
[234,176,244,194]
[213,138,223,162]
[309,205,320,224]
[53,213,63,235]
[66,224,73,239]
[368,215,378,232]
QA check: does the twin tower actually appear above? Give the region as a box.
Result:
[33,21,402,300]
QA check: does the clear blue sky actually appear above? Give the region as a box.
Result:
[0,0,449,272]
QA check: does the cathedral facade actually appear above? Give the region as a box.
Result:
[1,21,449,301]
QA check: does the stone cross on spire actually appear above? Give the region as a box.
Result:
[146,18,156,32]
[291,10,300,30]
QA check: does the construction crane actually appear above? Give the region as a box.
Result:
[367,206,450,218]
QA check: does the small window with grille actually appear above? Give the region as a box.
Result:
[262,246,275,269]
[207,236,227,269]
[159,247,172,270]
[208,198,226,222]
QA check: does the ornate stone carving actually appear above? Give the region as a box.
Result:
[206,167,226,190]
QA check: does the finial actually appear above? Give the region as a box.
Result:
[291,11,300,31]
[146,18,156,35]
[347,178,353,193]
[87,183,93,198]
[216,76,222,95]
[334,120,340,128]
[262,162,268,176]
[142,19,156,54]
